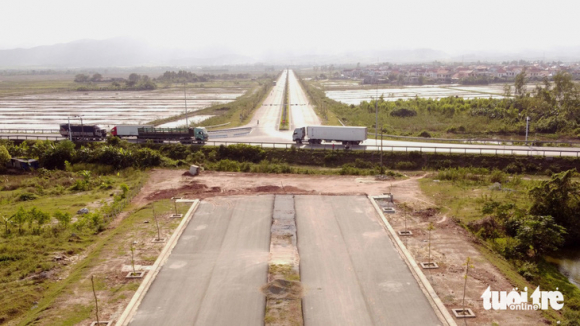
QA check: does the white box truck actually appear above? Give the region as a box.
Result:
[111,125,153,138]
[292,126,367,145]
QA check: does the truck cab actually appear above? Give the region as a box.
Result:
[292,127,305,144]
[193,127,209,143]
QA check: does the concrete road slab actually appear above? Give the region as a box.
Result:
[296,195,442,326]
[128,195,273,326]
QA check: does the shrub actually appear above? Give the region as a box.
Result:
[213,159,240,172]
[354,158,373,169]
[216,144,265,163]
[394,161,416,170]
[517,262,539,281]
[134,148,162,167]
[17,192,38,201]
[390,108,417,117]
[418,130,432,138]
[489,169,507,183]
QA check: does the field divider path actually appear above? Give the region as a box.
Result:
[368,195,457,326]
[115,199,200,326]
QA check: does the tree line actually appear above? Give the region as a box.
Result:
[74,73,157,91]
[155,70,253,83]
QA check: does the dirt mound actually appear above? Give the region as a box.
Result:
[282,186,308,193]
[181,182,208,190]
[145,182,221,201]
[255,185,281,192]
[261,279,303,300]
[414,207,439,219]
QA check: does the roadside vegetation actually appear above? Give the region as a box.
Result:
[279,73,290,130]
[420,169,580,323]
[300,71,580,141]
[0,163,146,323]
[150,75,276,128]
[6,138,580,323]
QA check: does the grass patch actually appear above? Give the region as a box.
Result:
[419,173,580,323]
[0,169,146,324]
[15,197,189,325]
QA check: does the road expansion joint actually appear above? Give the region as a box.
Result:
[262,195,304,325]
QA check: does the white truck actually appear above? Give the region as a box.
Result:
[292,126,367,145]
[110,125,153,138]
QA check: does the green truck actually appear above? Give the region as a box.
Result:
[137,127,209,144]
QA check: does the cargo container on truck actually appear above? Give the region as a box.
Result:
[137,127,209,144]
[111,125,153,138]
[59,124,107,141]
[292,126,367,145]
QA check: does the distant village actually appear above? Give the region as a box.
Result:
[315,61,580,85]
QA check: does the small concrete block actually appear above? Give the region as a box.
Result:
[126,271,146,279]
[171,214,183,218]
[451,308,476,318]
[382,207,396,214]
[398,230,413,236]
[151,238,166,243]
[420,262,439,269]
[90,321,113,326]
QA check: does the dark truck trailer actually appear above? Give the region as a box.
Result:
[59,124,107,141]
[137,127,209,144]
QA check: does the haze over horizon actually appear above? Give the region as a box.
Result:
[2,0,580,65]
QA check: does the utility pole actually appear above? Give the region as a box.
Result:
[184,83,189,128]
[67,117,72,141]
[525,116,530,144]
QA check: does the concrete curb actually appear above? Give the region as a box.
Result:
[115,199,200,326]
[368,195,457,326]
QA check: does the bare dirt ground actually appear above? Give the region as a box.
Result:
[384,181,547,325]
[36,169,547,325]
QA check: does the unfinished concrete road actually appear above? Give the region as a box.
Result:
[296,195,442,326]
[128,195,273,326]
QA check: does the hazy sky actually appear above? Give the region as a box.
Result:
[2,0,579,56]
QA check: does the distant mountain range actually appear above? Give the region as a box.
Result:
[0,38,256,68]
[0,38,578,68]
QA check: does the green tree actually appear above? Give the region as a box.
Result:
[514,68,527,97]
[0,145,10,168]
[11,207,28,234]
[516,215,566,258]
[54,210,71,229]
[90,73,103,82]
[127,73,140,86]
[503,84,512,97]
[29,207,50,234]
[528,170,580,243]
[74,74,90,83]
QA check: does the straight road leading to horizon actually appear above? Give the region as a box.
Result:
[296,195,442,326]
[128,195,273,326]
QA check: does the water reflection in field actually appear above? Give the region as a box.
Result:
[0,88,243,130]
[325,84,506,105]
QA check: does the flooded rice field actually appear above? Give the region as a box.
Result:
[325,84,506,105]
[0,88,244,130]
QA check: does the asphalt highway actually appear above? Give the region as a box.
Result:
[128,195,273,326]
[296,195,442,326]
